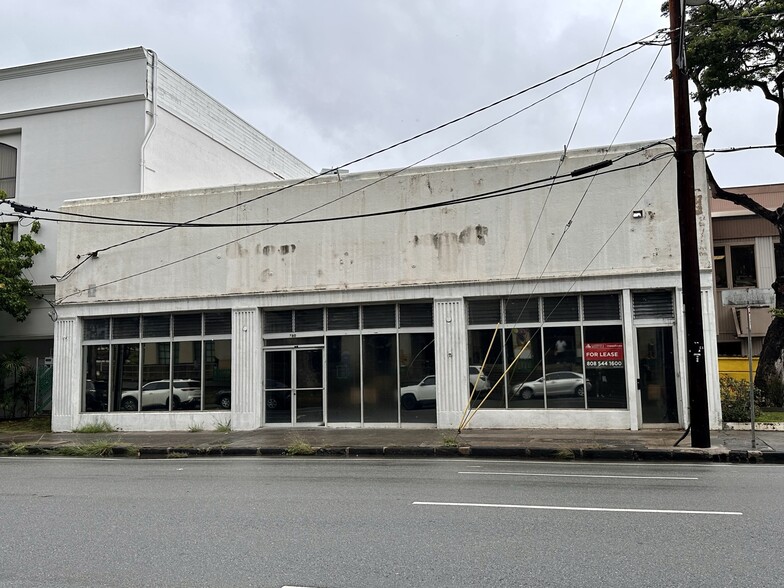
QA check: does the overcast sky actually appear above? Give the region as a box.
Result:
[3,0,780,188]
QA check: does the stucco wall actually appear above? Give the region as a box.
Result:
[55,141,711,305]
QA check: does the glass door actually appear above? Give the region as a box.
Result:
[264,348,324,425]
[636,327,678,424]
[295,348,324,424]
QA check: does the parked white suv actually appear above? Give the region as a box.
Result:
[120,379,201,411]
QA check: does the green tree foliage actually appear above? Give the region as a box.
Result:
[668,1,784,397]
[0,191,45,322]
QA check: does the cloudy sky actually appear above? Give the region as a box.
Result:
[3,0,780,188]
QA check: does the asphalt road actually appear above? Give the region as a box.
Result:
[0,457,781,587]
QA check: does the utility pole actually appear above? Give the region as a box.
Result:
[669,0,711,448]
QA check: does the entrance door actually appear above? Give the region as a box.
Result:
[264,348,324,425]
[636,327,678,424]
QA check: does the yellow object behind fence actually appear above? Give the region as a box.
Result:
[718,357,759,383]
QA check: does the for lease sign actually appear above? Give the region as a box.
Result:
[584,343,624,368]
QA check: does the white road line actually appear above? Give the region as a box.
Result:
[413,501,742,516]
[459,471,698,480]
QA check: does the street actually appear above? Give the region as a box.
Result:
[1,457,781,587]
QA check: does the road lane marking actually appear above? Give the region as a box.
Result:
[413,501,742,516]
[459,471,698,480]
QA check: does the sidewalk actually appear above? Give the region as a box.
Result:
[2,426,784,463]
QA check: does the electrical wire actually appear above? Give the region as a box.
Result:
[41,32,663,279]
[54,151,673,305]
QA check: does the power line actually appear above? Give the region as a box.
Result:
[54,150,672,305]
[40,31,662,276]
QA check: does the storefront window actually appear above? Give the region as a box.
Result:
[467,329,505,408]
[468,294,624,411]
[363,334,398,422]
[83,313,230,413]
[507,328,544,409]
[399,333,436,424]
[584,325,627,409]
[327,335,361,422]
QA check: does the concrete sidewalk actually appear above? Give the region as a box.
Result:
[2,426,784,463]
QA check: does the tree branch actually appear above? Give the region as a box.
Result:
[708,163,779,223]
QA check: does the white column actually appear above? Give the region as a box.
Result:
[51,318,79,432]
[622,290,639,431]
[231,308,261,430]
[434,298,468,429]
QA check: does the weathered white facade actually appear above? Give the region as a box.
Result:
[51,140,722,432]
[0,48,314,357]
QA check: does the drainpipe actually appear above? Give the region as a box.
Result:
[140,49,158,193]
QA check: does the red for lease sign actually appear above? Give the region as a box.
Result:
[584,343,624,368]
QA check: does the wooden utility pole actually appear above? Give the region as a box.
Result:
[669,0,711,447]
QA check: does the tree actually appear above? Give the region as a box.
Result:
[0,191,45,322]
[671,0,784,401]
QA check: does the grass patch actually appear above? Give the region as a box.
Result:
[441,433,459,447]
[54,440,118,457]
[285,437,316,456]
[0,416,51,434]
[73,421,115,434]
[168,451,189,459]
[758,410,784,422]
[188,424,204,432]
[0,442,30,456]
[554,448,575,460]
[214,420,232,433]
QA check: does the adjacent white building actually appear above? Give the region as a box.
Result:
[49,139,723,432]
[0,47,314,360]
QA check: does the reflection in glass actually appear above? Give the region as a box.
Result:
[467,330,505,408]
[507,328,545,409]
[113,343,139,411]
[265,350,292,424]
[327,335,361,422]
[543,327,585,409]
[141,342,171,411]
[296,349,323,424]
[584,325,627,409]
[399,334,436,424]
[363,334,398,423]
[84,345,109,412]
[205,340,231,410]
[172,341,202,410]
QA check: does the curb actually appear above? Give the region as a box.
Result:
[3,443,784,463]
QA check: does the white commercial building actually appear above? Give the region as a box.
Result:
[0,47,314,361]
[50,140,723,432]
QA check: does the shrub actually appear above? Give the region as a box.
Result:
[720,375,761,422]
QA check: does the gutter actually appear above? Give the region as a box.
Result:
[140,49,158,193]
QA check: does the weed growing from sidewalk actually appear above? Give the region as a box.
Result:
[441,433,459,447]
[188,424,204,432]
[0,442,29,456]
[54,440,118,457]
[285,437,316,456]
[73,421,115,434]
[168,451,189,459]
[214,419,232,433]
[554,448,575,460]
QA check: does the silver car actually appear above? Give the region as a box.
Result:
[513,371,591,400]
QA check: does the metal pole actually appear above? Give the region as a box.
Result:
[669,0,711,447]
[746,302,756,448]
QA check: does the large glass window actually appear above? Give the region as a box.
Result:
[363,334,398,423]
[264,303,435,425]
[83,312,231,413]
[327,335,361,422]
[467,293,625,411]
[584,325,627,409]
[399,333,436,424]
